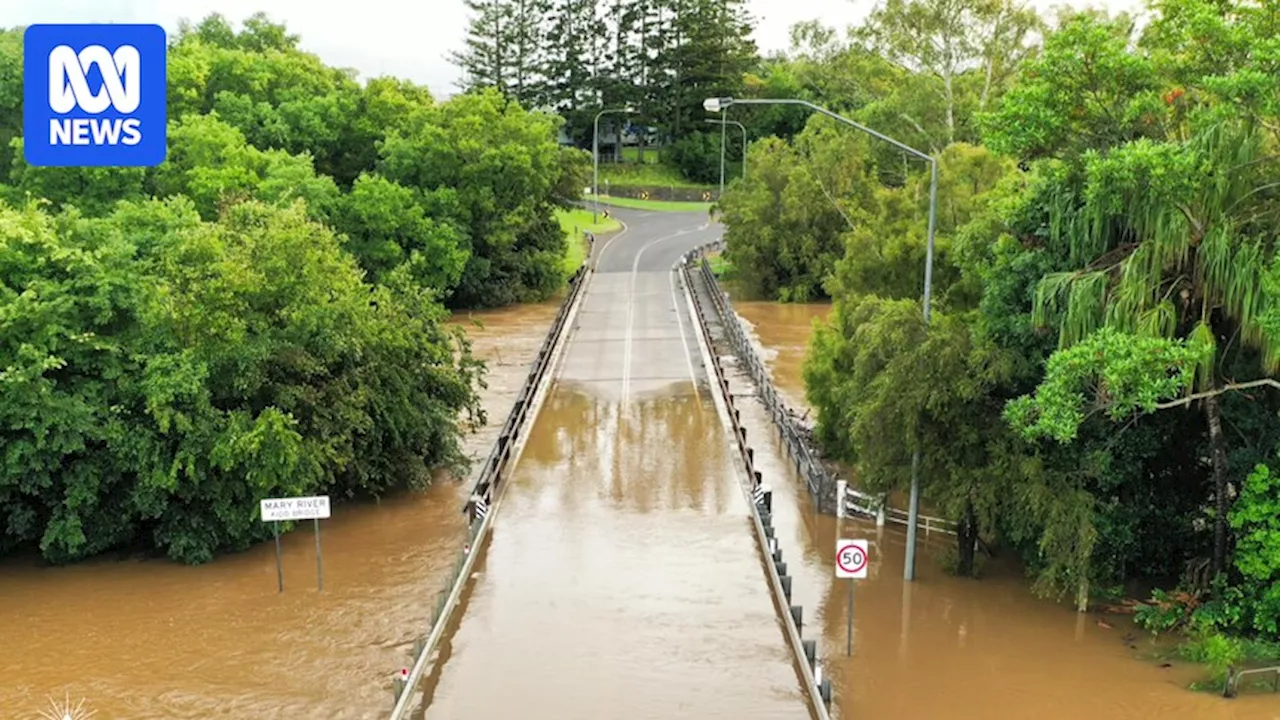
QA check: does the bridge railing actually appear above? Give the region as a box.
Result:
[388,233,596,719]
[690,242,837,514]
[679,247,833,720]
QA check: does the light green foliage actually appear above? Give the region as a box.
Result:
[1005,327,1211,442]
[152,113,340,221]
[1228,463,1280,634]
[861,0,1043,149]
[6,137,148,216]
[717,118,877,302]
[981,13,1164,158]
[168,13,365,185]
[333,173,467,290]
[831,143,1014,306]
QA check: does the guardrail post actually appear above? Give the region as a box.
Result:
[836,479,847,519]
[790,605,803,629]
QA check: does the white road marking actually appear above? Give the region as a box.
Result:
[621,224,713,404]
[669,268,700,399]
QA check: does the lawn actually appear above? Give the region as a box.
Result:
[556,207,621,275]
[620,147,661,164]
[586,194,714,213]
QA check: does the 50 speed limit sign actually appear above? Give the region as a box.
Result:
[836,539,869,579]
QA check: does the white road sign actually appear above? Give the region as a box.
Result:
[836,538,869,579]
[260,495,331,522]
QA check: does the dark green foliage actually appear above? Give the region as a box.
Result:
[723,0,1280,641]
[0,13,586,564]
[1,200,482,563]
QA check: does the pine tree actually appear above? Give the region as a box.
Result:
[452,0,549,109]
[540,0,603,144]
[452,0,510,94]
[506,0,552,108]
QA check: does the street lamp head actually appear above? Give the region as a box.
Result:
[624,105,637,113]
[703,97,733,113]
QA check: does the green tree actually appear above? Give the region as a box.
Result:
[377,89,576,307]
[1003,118,1280,577]
[0,198,482,564]
[332,173,469,290]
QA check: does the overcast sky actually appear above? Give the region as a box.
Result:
[10,0,1144,98]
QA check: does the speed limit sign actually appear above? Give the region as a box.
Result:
[836,539,869,579]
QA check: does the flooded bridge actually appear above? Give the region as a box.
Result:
[397,207,819,719]
[3,208,1277,720]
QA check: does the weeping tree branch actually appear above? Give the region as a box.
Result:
[1153,378,1280,410]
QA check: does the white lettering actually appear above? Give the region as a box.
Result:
[121,118,142,145]
[49,119,72,144]
[49,118,144,147]
[91,118,122,144]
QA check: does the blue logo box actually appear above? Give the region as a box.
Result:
[23,24,167,167]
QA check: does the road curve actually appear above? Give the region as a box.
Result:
[411,207,809,719]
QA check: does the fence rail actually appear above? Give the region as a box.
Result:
[1225,665,1280,697]
[691,242,836,514]
[679,248,833,720]
[843,484,958,536]
[388,234,596,719]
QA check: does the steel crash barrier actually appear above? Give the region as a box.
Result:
[677,248,834,720]
[388,234,596,719]
[691,242,837,514]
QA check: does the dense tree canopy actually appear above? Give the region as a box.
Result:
[717,0,1280,643]
[0,13,590,564]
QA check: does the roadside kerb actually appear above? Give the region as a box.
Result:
[677,249,834,720]
[388,232,597,719]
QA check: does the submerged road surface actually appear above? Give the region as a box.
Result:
[413,208,808,719]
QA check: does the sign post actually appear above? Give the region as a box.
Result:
[835,538,869,656]
[260,495,332,593]
[273,520,283,592]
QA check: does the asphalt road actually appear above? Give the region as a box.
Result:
[415,206,808,719]
[559,206,723,400]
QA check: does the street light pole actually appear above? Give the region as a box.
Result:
[705,119,747,180]
[703,96,938,582]
[593,106,635,223]
[718,112,727,199]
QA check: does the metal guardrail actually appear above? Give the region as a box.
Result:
[678,248,834,720]
[691,242,837,514]
[1225,665,1280,697]
[388,234,596,719]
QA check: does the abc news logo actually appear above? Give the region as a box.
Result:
[23,24,167,167]
[48,44,144,147]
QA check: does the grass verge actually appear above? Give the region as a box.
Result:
[556,207,621,276]
[598,160,710,189]
[706,252,734,278]
[587,194,713,213]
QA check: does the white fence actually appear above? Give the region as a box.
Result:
[840,480,957,536]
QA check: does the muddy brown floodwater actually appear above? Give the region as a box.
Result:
[0,300,559,720]
[733,300,1280,719]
